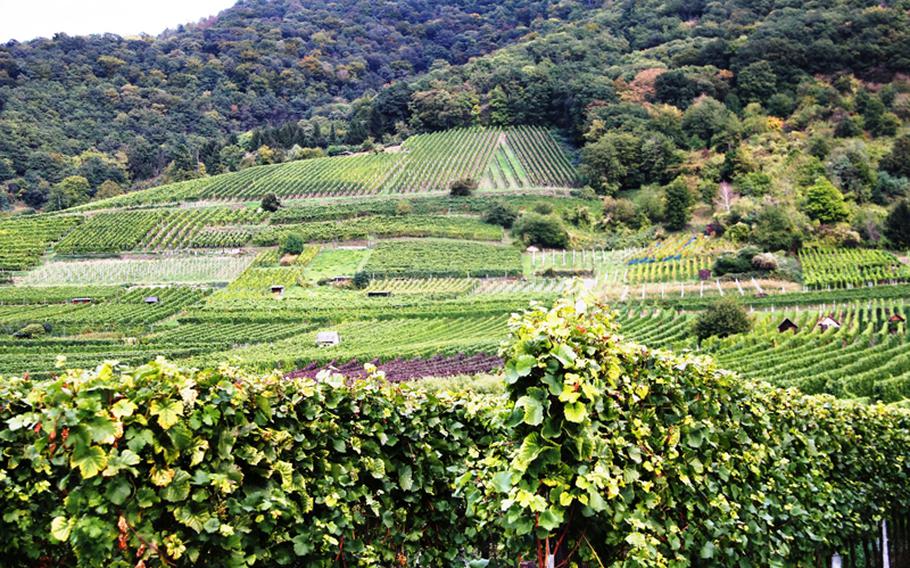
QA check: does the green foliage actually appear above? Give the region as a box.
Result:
[826,142,874,203]
[663,178,693,231]
[803,177,850,224]
[712,246,760,276]
[0,359,506,566]
[279,233,305,256]
[885,199,910,249]
[580,132,678,193]
[449,177,479,197]
[737,60,778,102]
[694,297,753,341]
[362,239,522,278]
[751,205,805,251]
[465,292,910,565]
[12,322,48,339]
[47,176,91,212]
[512,213,569,248]
[483,201,518,228]
[733,171,772,197]
[681,97,736,149]
[352,271,370,289]
[882,134,910,179]
[260,193,281,213]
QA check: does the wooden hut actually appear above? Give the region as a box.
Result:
[777,318,799,333]
[270,285,285,298]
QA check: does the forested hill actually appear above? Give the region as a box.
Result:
[0,0,584,208]
[2,0,910,213]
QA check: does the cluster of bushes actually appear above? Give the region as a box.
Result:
[1,295,908,566]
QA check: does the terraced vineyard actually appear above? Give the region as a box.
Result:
[800,247,910,289]
[0,215,82,272]
[362,240,523,278]
[72,126,578,211]
[18,254,254,286]
[616,301,910,403]
[2,124,910,409]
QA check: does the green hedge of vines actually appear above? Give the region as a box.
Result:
[0,360,506,567]
[0,294,909,567]
[461,294,910,566]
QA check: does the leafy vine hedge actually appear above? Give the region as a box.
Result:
[0,361,507,567]
[1,294,909,567]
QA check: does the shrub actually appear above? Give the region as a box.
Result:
[352,271,370,289]
[532,202,554,215]
[713,246,760,275]
[803,177,850,224]
[751,252,779,271]
[394,200,413,216]
[12,322,47,339]
[260,193,281,212]
[279,232,305,255]
[733,171,772,197]
[512,212,569,248]
[449,178,478,197]
[571,186,598,200]
[483,201,518,228]
[601,196,639,227]
[562,205,593,228]
[694,296,752,341]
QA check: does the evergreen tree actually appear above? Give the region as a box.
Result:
[664,178,693,230]
[885,200,910,248]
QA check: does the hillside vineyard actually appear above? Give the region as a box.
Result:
[2,0,910,566]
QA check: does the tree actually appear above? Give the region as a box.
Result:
[409,89,475,132]
[512,213,569,248]
[261,193,281,212]
[449,178,477,197]
[681,97,736,148]
[653,70,699,108]
[884,200,910,248]
[752,205,805,252]
[663,178,693,230]
[694,298,752,342]
[826,142,874,203]
[0,158,13,182]
[279,233,305,255]
[873,171,910,204]
[127,137,158,180]
[352,271,370,289]
[737,61,777,102]
[484,202,518,228]
[802,177,849,224]
[882,135,910,179]
[47,176,91,211]
[95,180,123,200]
[219,145,245,172]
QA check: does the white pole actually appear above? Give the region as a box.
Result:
[883,520,890,568]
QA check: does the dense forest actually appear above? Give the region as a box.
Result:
[2,0,910,250]
[0,0,584,207]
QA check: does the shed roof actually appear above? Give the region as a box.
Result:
[316,331,340,344]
